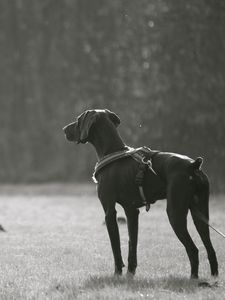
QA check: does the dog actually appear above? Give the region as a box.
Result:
[63,109,218,278]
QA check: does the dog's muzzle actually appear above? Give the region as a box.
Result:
[63,123,77,142]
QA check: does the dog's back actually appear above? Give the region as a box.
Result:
[151,152,201,181]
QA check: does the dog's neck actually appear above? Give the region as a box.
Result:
[88,120,127,160]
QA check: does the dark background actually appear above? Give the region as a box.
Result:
[0,0,224,192]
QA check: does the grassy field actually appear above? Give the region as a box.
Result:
[0,184,224,300]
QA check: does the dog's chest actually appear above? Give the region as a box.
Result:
[96,158,143,202]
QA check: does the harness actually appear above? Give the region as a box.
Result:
[93,146,158,212]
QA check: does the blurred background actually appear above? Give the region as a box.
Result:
[0,0,224,192]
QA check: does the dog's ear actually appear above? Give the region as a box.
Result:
[106,109,120,127]
[78,110,98,143]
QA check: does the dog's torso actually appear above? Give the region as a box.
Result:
[96,154,167,208]
[96,150,206,210]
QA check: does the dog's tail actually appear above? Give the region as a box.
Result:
[190,157,203,170]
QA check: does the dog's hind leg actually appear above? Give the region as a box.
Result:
[166,177,199,278]
[190,178,218,277]
[123,206,140,275]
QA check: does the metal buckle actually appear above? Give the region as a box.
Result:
[141,157,152,167]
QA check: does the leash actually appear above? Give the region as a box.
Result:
[192,209,225,239]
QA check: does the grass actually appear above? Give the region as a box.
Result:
[0,184,224,299]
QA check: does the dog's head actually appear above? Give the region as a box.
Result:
[63,109,120,143]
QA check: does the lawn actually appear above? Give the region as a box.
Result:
[0,184,224,299]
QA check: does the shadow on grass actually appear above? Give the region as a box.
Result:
[82,274,205,294]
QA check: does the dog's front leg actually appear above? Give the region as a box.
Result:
[104,208,125,275]
[124,207,139,275]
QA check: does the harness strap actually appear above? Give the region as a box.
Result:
[139,186,151,212]
[93,146,156,179]
[94,147,136,175]
[93,146,157,211]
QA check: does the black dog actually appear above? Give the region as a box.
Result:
[63,109,218,278]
